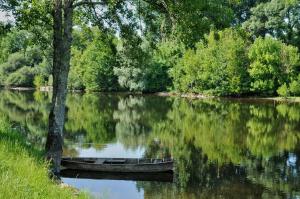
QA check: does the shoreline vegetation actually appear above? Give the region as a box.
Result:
[0,1,299,105]
[0,114,88,199]
[4,87,300,104]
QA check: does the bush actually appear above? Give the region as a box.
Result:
[248,37,300,95]
[113,33,149,92]
[289,75,300,96]
[26,47,43,67]
[149,39,185,91]
[114,66,146,91]
[0,30,31,63]
[277,83,289,97]
[5,66,37,87]
[0,52,28,73]
[172,28,250,96]
[0,53,29,85]
[69,29,118,91]
[0,50,45,87]
[33,75,45,88]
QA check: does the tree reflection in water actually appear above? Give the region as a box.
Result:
[0,90,299,198]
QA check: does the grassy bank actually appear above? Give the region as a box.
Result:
[0,115,89,199]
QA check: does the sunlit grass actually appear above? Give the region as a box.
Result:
[0,115,89,199]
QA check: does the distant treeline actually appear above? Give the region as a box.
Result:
[0,0,299,96]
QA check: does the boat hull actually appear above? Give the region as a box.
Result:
[61,158,174,173]
[61,169,174,182]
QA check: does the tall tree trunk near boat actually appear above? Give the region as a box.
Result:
[45,0,73,175]
[44,0,166,174]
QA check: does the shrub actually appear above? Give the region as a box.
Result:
[172,28,250,96]
[33,75,45,88]
[277,83,289,97]
[0,53,29,85]
[0,30,31,63]
[5,66,37,87]
[0,51,46,87]
[289,75,300,96]
[0,52,28,73]
[149,39,185,91]
[69,29,118,91]
[114,66,146,91]
[113,34,149,92]
[26,47,43,67]
[248,37,300,95]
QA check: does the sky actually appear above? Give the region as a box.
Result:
[0,11,14,23]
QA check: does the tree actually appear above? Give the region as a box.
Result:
[69,28,118,91]
[243,0,300,47]
[172,28,250,96]
[1,0,188,174]
[231,0,268,24]
[140,0,236,47]
[248,37,300,95]
[46,0,141,174]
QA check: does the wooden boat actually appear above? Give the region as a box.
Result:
[61,157,174,173]
[60,169,174,182]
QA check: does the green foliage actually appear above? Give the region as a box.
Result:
[0,114,89,199]
[277,83,289,97]
[114,66,146,92]
[1,0,300,96]
[232,0,269,24]
[149,39,185,91]
[0,52,27,85]
[5,66,37,87]
[0,45,45,87]
[0,52,27,72]
[248,37,300,95]
[113,31,150,92]
[243,0,300,47]
[171,0,235,47]
[114,37,184,92]
[172,28,250,96]
[69,28,118,91]
[140,0,235,47]
[289,76,300,96]
[0,28,48,88]
[0,29,31,63]
[33,75,44,88]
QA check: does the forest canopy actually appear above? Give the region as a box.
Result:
[0,0,300,96]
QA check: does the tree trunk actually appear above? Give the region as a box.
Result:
[46,0,73,175]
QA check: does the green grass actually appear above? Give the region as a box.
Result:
[0,115,89,199]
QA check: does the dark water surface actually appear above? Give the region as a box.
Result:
[1,90,300,199]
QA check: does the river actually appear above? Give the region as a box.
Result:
[1,90,299,199]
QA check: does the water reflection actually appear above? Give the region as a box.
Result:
[0,90,300,198]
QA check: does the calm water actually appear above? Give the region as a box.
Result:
[1,90,300,199]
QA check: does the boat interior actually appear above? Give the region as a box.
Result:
[62,157,173,164]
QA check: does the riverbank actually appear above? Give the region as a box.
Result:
[4,87,300,104]
[156,92,300,103]
[0,114,89,199]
